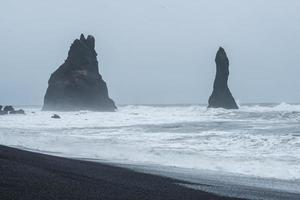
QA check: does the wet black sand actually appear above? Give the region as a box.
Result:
[0,145,242,200]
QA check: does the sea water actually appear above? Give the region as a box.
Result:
[1,103,300,182]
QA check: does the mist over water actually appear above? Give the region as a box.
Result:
[1,103,300,181]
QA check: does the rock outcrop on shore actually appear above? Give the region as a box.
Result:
[0,105,25,115]
[208,47,238,109]
[43,34,116,111]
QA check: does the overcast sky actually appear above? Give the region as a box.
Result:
[0,0,299,105]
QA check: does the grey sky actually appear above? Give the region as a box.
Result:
[0,0,299,105]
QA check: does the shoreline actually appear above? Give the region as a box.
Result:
[0,145,240,200]
[119,163,300,200]
[1,145,300,200]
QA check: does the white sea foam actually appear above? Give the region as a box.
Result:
[0,103,300,181]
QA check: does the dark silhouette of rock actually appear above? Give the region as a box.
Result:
[51,114,61,119]
[43,34,116,111]
[10,109,25,115]
[3,106,15,113]
[0,106,25,115]
[0,106,7,115]
[208,47,238,109]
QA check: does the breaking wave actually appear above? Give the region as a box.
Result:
[0,103,300,180]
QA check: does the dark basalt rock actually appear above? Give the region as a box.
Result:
[0,106,7,115]
[3,106,15,112]
[208,47,238,109]
[51,114,61,119]
[10,109,25,115]
[0,106,25,115]
[43,34,116,111]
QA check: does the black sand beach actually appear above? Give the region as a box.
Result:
[0,145,241,200]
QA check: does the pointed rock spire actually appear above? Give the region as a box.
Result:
[208,47,238,109]
[86,35,95,49]
[80,33,85,41]
[43,34,116,111]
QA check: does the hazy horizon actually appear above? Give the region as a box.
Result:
[1,0,300,105]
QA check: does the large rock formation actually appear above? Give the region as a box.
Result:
[208,47,238,109]
[43,34,116,111]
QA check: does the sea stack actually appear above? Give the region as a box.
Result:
[208,47,238,109]
[43,34,116,111]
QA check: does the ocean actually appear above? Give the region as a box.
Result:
[1,103,300,196]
